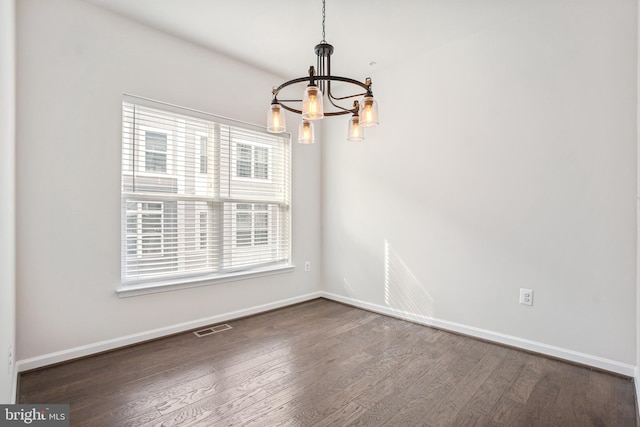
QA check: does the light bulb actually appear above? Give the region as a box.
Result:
[359,95,379,127]
[267,101,286,133]
[298,120,315,144]
[302,85,324,120]
[347,115,364,142]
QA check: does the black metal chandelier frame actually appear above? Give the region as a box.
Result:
[270,0,375,118]
[271,41,373,117]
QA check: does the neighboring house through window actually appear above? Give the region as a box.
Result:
[144,131,168,173]
[235,204,269,247]
[234,142,270,181]
[199,135,208,174]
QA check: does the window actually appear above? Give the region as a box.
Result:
[237,144,252,178]
[121,96,291,288]
[235,143,270,180]
[254,147,269,180]
[199,136,208,174]
[144,131,168,172]
[235,204,269,247]
[199,211,207,250]
[124,200,178,275]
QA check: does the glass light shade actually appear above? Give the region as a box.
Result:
[359,95,379,127]
[267,102,286,133]
[347,115,364,142]
[302,85,324,120]
[298,120,315,144]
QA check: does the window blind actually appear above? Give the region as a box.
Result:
[121,96,291,286]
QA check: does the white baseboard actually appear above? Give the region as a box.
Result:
[321,291,636,377]
[15,291,323,373]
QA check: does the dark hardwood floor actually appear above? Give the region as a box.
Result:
[19,298,637,426]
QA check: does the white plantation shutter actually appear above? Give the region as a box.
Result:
[121,96,291,286]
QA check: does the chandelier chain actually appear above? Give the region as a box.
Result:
[321,0,326,43]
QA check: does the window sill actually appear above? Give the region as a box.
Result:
[117,263,295,298]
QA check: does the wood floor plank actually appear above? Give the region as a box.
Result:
[240,351,375,427]
[302,338,436,425]
[615,376,637,426]
[160,339,374,426]
[583,370,622,427]
[142,387,271,427]
[489,396,526,426]
[312,400,368,427]
[148,310,392,427]
[359,336,503,426]
[380,347,462,426]
[419,350,503,426]
[503,353,546,404]
[514,376,561,426]
[465,349,525,415]
[73,345,294,424]
[543,363,589,427]
[449,407,492,427]
[18,299,637,427]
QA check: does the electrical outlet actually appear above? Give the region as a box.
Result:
[519,288,533,306]
[304,261,311,272]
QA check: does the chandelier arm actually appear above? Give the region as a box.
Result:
[328,91,369,101]
[279,102,351,117]
[274,75,371,94]
[326,93,357,114]
[318,110,354,117]
[324,64,367,103]
[274,68,372,117]
[273,76,313,93]
[315,75,370,89]
[278,103,303,115]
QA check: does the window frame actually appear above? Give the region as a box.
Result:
[119,95,293,298]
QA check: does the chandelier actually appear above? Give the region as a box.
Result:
[267,0,379,143]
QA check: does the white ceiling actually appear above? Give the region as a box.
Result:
[83,0,534,79]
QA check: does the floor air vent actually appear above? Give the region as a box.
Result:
[193,324,232,337]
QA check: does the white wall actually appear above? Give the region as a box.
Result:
[15,0,322,363]
[323,0,637,371]
[0,0,16,403]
